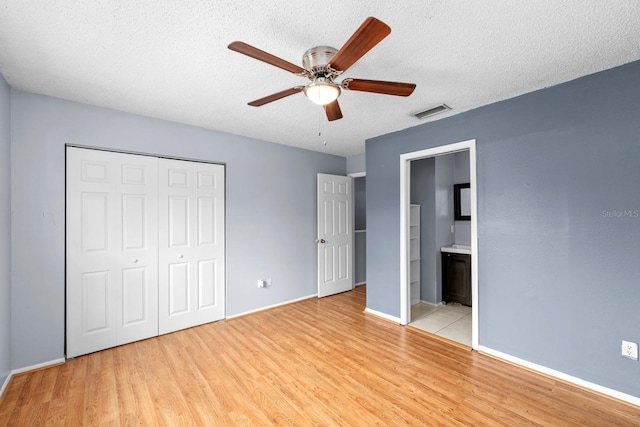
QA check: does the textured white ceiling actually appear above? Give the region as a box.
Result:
[0,1,639,156]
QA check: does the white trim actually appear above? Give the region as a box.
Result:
[354,229,366,233]
[0,373,10,397]
[225,294,317,320]
[480,346,640,407]
[347,171,366,178]
[399,139,479,351]
[364,307,401,324]
[355,281,367,287]
[1,358,66,397]
[419,300,443,307]
[440,246,472,255]
[11,358,66,375]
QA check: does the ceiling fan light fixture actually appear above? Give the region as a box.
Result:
[304,77,341,105]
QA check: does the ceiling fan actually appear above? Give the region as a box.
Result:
[228,17,416,121]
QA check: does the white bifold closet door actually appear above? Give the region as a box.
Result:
[66,148,159,358]
[158,158,225,335]
[66,147,225,358]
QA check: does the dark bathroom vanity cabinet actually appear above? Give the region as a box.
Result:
[441,249,471,306]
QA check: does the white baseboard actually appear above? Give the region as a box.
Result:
[419,300,443,307]
[355,282,366,287]
[1,358,66,397]
[364,307,401,324]
[226,294,317,320]
[0,372,10,397]
[10,358,66,376]
[479,346,640,407]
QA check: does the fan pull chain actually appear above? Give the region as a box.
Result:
[323,116,327,146]
[318,109,327,146]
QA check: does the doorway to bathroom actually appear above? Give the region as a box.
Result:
[399,139,478,349]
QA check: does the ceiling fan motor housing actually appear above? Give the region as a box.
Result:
[302,46,338,79]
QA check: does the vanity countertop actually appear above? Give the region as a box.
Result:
[441,244,472,255]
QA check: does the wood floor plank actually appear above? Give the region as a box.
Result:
[1,285,639,426]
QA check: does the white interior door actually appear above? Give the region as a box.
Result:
[317,173,354,297]
[158,158,225,334]
[66,147,159,358]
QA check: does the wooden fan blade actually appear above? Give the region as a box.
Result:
[342,78,416,96]
[248,87,304,106]
[228,41,306,75]
[324,100,343,121]
[328,17,391,72]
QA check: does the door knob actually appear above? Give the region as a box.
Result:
[316,239,326,244]
[178,254,184,258]
[132,259,138,263]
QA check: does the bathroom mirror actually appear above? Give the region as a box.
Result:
[454,183,471,220]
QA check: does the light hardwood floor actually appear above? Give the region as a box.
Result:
[1,285,639,426]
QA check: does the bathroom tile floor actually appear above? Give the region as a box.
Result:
[410,303,472,347]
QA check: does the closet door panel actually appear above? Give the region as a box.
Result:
[114,154,158,346]
[168,262,190,315]
[198,259,217,309]
[67,148,158,357]
[81,270,112,334]
[82,193,110,252]
[121,267,148,324]
[168,196,189,247]
[67,149,119,357]
[159,159,225,334]
[121,194,146,250]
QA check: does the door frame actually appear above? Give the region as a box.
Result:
[399,139,479,350]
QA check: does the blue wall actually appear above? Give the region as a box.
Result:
[366,60,640,397]
[346,154,365,175]
[0,74,11,389]
[10,91,345,369]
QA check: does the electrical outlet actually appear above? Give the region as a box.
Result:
[621,340,639,361]
[257,279,272,288]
